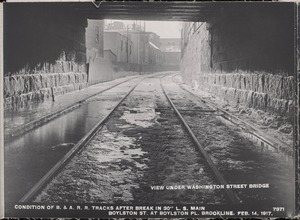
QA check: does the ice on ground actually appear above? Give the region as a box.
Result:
[88,132,146,163]
[120,107,158,128]
[34,128,148,203]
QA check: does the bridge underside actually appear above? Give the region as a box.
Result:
[70,1,224,21]
[5,1,226,22]
[4,2,295,75]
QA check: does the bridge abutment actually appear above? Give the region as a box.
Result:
[181,4,295,121]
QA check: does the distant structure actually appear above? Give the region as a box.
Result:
[104,50,117,63]
[85,19,104,62]
[159,38,181,70]
[106,21,125,30]
[160,38,181,52]
[103,21,181,72]
[104,32,133,63]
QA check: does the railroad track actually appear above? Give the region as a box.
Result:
[19,72,291,206]
[170,74,293,158]
[20,72,239,205]
[19,72,171,203]
[159,76,241,205]
[160,74,293,208]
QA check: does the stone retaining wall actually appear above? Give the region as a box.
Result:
[184,72,294,117]
[181,14,295,120]
[4,72,87,109]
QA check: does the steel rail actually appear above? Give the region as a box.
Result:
[172,74,292,157]
[160,77,241,205]
[6,76,139,141]
[19,78,145,203]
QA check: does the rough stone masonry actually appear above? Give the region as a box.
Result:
[4,72,88,109]
[180,4,295,122]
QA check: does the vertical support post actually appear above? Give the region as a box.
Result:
[127,25,129,63]
[51,87,55,102]
[86,62,90,84]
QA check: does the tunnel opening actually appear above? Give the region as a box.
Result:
[4,2,295,75]
[86,19,183,85]
[3,1,295,122]
[3,1,296,139]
